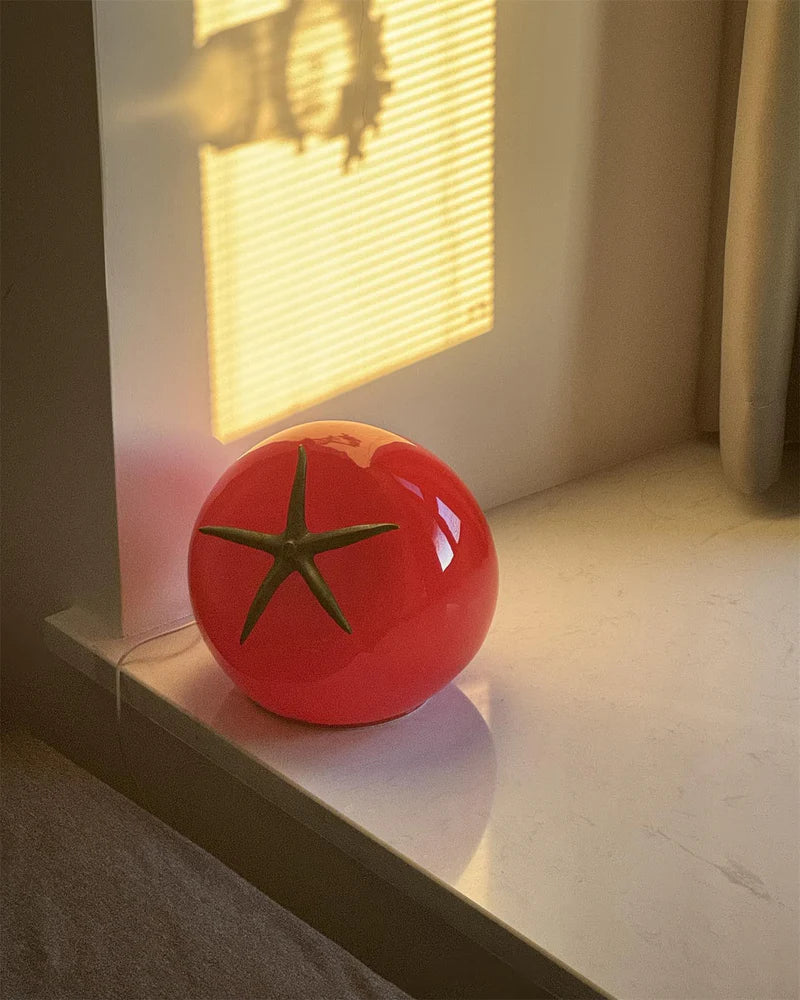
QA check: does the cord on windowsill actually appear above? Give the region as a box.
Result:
[113,619,198,807]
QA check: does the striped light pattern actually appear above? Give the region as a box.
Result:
[196,0,494,443]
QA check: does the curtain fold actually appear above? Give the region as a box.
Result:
[717,0,800,493]
[696,2,747,434]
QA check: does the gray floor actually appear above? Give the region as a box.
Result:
[1,728,409,1000]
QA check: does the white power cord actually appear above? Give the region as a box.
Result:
[113,619,198,796]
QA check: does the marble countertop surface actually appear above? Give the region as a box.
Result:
[47,441,800,999]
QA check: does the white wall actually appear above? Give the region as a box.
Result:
[94,0,724,636]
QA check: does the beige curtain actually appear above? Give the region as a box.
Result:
[699,0,800,494]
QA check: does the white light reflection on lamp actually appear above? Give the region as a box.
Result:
[393,475,460,571]
[436,497,461,543]
[432,524,455,571]
[394,475,424,501]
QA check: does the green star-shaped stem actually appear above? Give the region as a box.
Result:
[199,445,399,643]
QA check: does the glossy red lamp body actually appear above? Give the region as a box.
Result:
[189,421,498,725]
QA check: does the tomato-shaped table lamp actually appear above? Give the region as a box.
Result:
[189,421,498,725]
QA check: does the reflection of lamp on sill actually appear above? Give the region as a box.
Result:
[211,680,497,880]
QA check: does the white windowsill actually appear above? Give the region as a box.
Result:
[45,441,799,1000]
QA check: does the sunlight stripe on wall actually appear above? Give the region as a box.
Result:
[194,0,494,443]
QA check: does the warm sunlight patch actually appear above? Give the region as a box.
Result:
[192,0,494,443]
